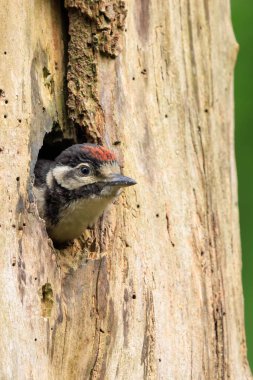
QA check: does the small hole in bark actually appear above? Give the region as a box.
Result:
[34,277,37,280]
[42,106,46,112]
[165,114,168,118]
[12,262,16,267]
[137,204,140,208]
[12,224,16,228]
[23,223,26,227]
[4,51,7,55]
[16,177,20,182]
[113,140,121,146]
[4,114,7,118]
[5,100,8,104]
[159,358,162,362]
[201,251,204,256]
[18,119,22,123]
[132,294,136,299]
[100,328,105,333]
[156,213,159,218]
[132,77,135,80]
[34,338,37,342]
[43,66,51,79]
[204,109,208,113]
[40,283,54,318]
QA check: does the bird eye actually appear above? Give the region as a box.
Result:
[80,165,91,176]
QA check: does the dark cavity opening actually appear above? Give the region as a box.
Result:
[37,121,98,161]
[37,122,75,161]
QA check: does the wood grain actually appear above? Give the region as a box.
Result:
[0,0,251,379]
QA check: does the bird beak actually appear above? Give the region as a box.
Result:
[105,174,137,187]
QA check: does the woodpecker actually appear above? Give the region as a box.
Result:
[34,144,136,244]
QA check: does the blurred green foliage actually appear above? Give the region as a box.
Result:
[231,0,253,371]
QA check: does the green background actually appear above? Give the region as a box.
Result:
[232,0,253,372]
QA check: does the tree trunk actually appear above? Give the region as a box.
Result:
[0,0,251,379]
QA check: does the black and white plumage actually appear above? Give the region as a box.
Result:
[34,144,136,243]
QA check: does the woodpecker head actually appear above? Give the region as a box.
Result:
[34,144,136,243]
[50,144,136,196]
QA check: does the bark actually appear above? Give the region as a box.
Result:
[0,0,251,379]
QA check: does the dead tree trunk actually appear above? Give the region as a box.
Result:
[0,0,251,379]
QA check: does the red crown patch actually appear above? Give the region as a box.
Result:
[82,145,116,161]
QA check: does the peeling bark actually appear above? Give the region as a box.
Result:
[0,0,251,379]
[65,0,127,140]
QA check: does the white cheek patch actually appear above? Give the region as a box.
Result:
[52,165,96,190]
[52,166,73,188]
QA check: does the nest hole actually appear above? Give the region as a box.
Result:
[37,122,97,161]
[37,122,75,161]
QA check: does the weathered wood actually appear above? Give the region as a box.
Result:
[0,0,251,379]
